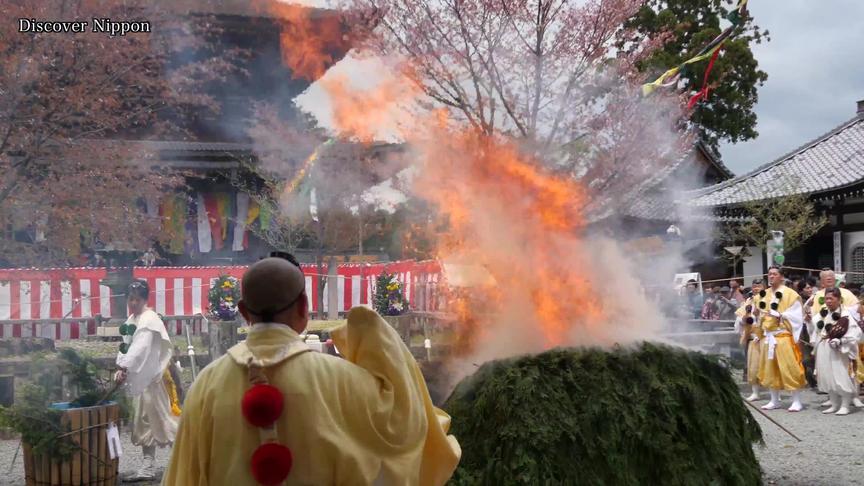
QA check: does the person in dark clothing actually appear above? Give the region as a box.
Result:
[683,279,703,319]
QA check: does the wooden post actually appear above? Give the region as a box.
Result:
[0,375,13,407]
[328,258,339,320]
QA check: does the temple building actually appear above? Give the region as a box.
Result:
[687,99,864,281]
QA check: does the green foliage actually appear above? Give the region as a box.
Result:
[373,272,409,316]
[444,343,763,486]
[0,349,123,459]
[622,0,769,149]
[717,187,828,265]
[0,383,76,458]
[59,348,114,408]
[373,273,391,315]
[208,274,241,321]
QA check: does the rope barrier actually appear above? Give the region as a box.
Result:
[697,265,864,286]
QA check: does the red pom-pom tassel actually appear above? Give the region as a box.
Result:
[250,443,293,485]
[242,384,284,428]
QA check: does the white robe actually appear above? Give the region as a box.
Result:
[814,307,861,396]
[116,309,179,447]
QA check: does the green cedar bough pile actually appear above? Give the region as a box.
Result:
[444,343,763,486]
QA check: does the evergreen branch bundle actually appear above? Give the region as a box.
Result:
[0,349,125,459]
[445,343,763,485]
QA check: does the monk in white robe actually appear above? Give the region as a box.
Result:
[812,287,862,415]
[163,257,460,486]
[809,269,864,408]
[115,280,181,480]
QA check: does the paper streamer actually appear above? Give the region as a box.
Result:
[642,0,748,98]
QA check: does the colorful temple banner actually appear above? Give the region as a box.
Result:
[641,0,748,101]
[196,193,212,253]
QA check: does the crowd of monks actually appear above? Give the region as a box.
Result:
[736,267,864,415]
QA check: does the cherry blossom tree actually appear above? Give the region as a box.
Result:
[342,0,690,215]
[0,0,238,266]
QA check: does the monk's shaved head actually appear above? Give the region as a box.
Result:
[241,257,306,323]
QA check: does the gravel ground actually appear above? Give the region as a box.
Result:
[751,386,864,486]
[2,389,859,485]
[2,343,862,485]
[0,426,169,485]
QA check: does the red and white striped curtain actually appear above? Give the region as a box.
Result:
[0,260,445,336]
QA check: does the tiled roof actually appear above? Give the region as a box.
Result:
[623,192,677,221]
[622,193,751,222]
[696,141,734,180]
[618,142,730,222]
[686,115,864,207]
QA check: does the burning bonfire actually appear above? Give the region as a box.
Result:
[264,0,763,482]
[267,0,676,361]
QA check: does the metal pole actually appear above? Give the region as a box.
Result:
[185,317,201,381]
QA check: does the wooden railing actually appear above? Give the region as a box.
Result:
[0,314,209,340]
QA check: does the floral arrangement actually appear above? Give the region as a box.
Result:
[209,275,241,321]
[373,272,409,316]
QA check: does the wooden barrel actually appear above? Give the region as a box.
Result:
[23,402,120,486]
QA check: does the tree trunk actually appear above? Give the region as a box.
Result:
[315,218,325,319]
[327,256,339,320]
[358,213,364,257]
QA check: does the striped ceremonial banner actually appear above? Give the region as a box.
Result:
[0,281,10,338]
[0,261,444,338]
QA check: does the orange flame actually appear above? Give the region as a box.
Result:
[267,1,347,81]
[319,73,418,142]
[413,126,605,349]
[270,8,612,353]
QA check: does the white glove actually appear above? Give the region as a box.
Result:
[769,309,781,318]
[829,338,840,349]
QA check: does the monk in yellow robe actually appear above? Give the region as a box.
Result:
[735,278,765,401]
[808,269,864,407]
[163,257,460,485]
[809,270,858,321]
[757,266,806,412]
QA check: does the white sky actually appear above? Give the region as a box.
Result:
[718,0,864,175]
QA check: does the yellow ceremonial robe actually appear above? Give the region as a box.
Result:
[736,296,763,386]
[810,287,858,317]
[758,286,806,391]
[812,288,864,384]
[162,306,461,486]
